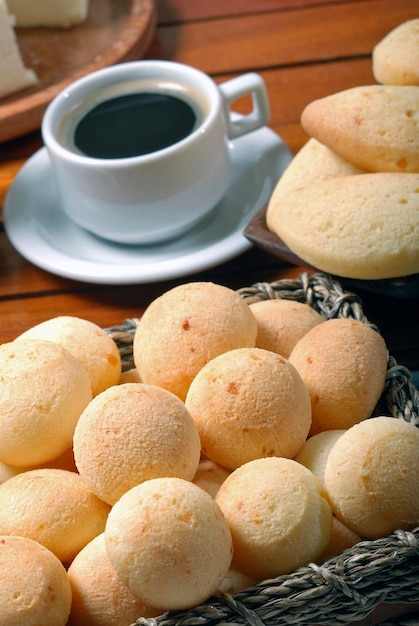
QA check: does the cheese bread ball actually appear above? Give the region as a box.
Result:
[250,299,324,358]
[0,468,110,563]
[17,316,121,397]
[73,383,201,505]
[215,457,332,578]
[295,429,346,490]
[372,19,419,86]
[218,569,257,594]
[105,477,233,611]
[192,459,231,498]
[0,339,92,467]
[119,367,141,384]
[324,416,419,539]
[0,535,71,626]
[68,533,160,626]
[133,281,257,400]
[318,516,362,561]
[185,347,311,469]
[289,319,387,435]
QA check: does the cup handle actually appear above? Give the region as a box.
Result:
[218,72,270,140]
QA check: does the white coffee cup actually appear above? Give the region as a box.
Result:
[41,60,270,245]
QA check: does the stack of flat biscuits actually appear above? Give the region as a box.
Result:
[267,19,419,280]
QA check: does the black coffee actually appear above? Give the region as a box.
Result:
[74,92,197,159]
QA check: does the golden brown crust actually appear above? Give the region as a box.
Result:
[105,477,233,611]
[68,533,160,626]
[317,516,362,561]
[0,339,92,467]
[0,468,110,563]
[73,383,201,505]
[250,298,324,358]
[185,347,312,469]
[133,282,257,401]
[295,429,346,490]
[215,457,332,578]
[0,535,71,626]
[324,416,419,539]
[17,316,122,397]
[288,319,387,435]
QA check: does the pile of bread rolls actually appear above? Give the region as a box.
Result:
[0,277,418,626]
[266,19,419,280]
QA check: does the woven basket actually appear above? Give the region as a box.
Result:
[106,272,419,626]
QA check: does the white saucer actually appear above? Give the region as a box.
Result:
[4,126,292,285]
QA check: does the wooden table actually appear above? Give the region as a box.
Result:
[0,2,419,624]
[1,0,418,373]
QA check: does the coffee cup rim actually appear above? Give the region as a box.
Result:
[41,60,222,165]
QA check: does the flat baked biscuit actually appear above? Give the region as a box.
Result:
[301,85,419,173]
[267,172,419,279]
[373,19,419,86]
[266,138,367,231]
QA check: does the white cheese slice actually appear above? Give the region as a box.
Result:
[0,0,37,99]
[5,0,89,28]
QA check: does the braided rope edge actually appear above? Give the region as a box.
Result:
[104,272,419,625]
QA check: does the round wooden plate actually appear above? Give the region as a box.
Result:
[0,0,156,144]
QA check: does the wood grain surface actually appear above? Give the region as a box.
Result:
[1,0,418,372]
